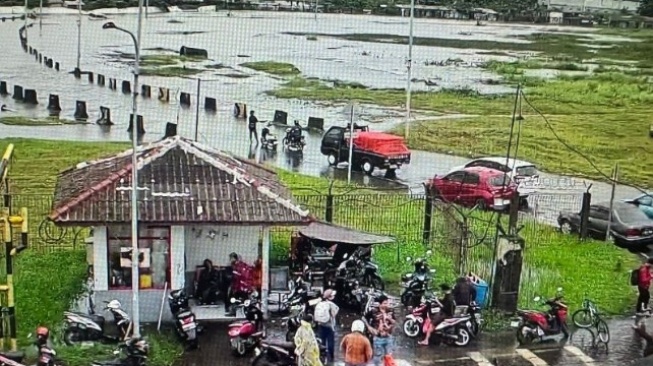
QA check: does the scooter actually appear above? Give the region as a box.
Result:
[251,338,327,366]
[511,287,569,345]
[402,294,440,339]
[228,292,266,356]
[63,299,131,345]
[283,128,305,152]
[431,314,473,347]
[400,256,436,309]
[260,124,278,150]
[168,289,200,350]
[91,338,149,366]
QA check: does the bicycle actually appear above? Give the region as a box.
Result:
[572,297,610,343]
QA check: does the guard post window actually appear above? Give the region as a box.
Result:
[107,225,171,290]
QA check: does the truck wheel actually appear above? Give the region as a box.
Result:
[327,154,338,166]
[361,160,374,175]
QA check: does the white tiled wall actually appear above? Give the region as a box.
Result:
[183,225,262,269]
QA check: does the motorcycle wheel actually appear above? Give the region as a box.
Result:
[369,276,385,291]
[453,328,471,347]
[63,329,82,345]
[516,325,535,345]
[470,320,480,336]
[403,319,420,338]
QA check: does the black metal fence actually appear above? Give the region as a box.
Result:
[5,191,587,278]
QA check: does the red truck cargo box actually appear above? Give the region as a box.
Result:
[351,132,410,156]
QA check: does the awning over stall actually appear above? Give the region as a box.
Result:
[298,221,395,245]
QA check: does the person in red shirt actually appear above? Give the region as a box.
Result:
[637,259,653,313]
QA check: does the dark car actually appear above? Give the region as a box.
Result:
[320,126,411,176]
[557,201,653,250]
[428,167,517,211]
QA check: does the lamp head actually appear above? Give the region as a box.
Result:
[102,22,116,30]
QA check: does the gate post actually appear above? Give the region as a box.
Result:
[325,182,334,223]
[579,192,591,240]
[490,234,525,313]
[422,183,433,244]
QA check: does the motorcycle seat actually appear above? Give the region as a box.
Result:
[68,312,106,325]
[177,310,193,318]
[0,351,25,363]
[264,340,295,351]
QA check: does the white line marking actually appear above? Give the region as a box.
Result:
[468,352,494,366]
[516,348,549,366]
[564,346,595,364]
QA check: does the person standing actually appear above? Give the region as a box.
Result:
[295,313,324,366]
[340,320,373,366]
[314,289,339,364]
[249,110,259,144]
[637,259,653,314]
[363,295,396,366]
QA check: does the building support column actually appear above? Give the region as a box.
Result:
[261,227,270,317]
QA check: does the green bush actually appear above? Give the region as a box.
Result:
[14,249,88,343]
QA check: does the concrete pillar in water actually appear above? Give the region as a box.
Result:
[23,89,38,104]
[74,101,89,120]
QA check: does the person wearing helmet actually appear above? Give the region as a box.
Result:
[35,326,50,347]
[340,320,373,366]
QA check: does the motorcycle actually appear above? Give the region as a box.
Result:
[402,294,440,339]
[283,128,306,152]
[251,338,327,366]
[260,124,278,150]
[358,258,385,290]
[467,303,483,337]
[168,289,200,350]
[334,273,364,310]
[228,292,266,356]
[400,253,436,309]
[91,338,149,366]
[63,299,130,345]
[36,346,62,366]
[432,313,473,347]
[511,287,569,345]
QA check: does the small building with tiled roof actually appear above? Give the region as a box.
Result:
[49,136,310,322]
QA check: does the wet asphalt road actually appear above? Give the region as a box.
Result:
[182,313,649,366]
[0,11,644,220]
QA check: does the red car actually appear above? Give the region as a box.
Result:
[428,167,517,211]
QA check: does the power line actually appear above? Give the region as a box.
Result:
[520,90,650,196]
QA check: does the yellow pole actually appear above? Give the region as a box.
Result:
[2,210,15,351]
[0,144,14,183]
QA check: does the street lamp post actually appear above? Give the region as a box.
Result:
[404,0,415,139]
[76,0,82,72]
[102,16,144,337]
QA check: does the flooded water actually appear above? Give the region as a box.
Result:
[0,11,642,221]
[184,313,648,366]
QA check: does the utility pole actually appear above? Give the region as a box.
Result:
[404,0,415,139]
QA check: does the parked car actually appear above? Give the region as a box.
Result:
[557,201,653,251]
[427,167,517,211]
[320,126,411,176]
[449,157,539,207]
[624,193,653,219]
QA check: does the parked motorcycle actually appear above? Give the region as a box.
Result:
[402,294,440,339]
[260,124,278,150]
[91,338,149,366]
[63,299,130,345]
[511,287,569,345]
[228,292,266,356]
[168,289,200,350]
[467,303,483,337]
[334,274,364,311]
[251,338,327,366]
[32,326,63,366]
[400,252,436,309]
[431,314,473,347]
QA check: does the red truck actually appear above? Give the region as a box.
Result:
[320,125,411,176]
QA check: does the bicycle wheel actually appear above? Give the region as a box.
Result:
[572,309,593,328]
[596,319,610,343]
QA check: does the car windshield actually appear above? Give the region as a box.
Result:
[515,165,538,176]
[489,174,511,186]
[615,207,651,223]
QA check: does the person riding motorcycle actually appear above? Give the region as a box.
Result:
[418,284,455,346]
[228,252,254,315]
[197,259,220,305]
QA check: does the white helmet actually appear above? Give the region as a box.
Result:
[351,320,365,333]
[106,300,122,309]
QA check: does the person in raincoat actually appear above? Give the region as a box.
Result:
[294,313,324,366]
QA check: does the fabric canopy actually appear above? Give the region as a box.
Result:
[298,221,395,245]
